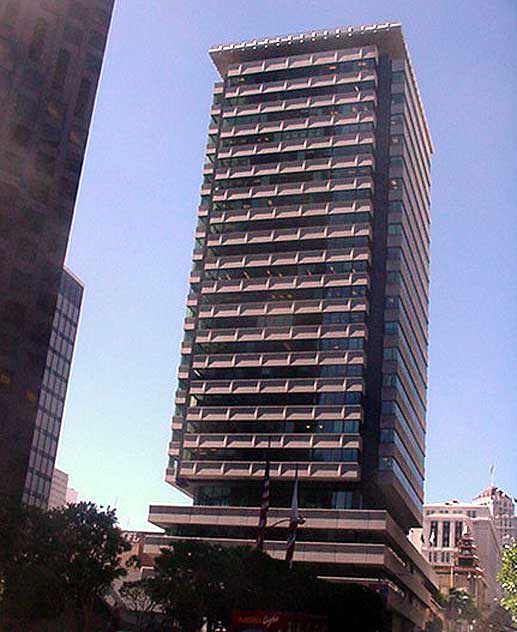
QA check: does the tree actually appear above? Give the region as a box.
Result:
[146,541,235,632]
[443,588,481,629]
[54,502,131,629]
[146,540,386,632]
[0,501,67,625]
[120,578,158,631]
[500,543,517,625]
[0,501,130,630]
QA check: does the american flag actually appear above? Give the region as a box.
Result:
[285,473,300,565]
[255,460,270,551]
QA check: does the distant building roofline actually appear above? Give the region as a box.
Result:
[63,265,85,288]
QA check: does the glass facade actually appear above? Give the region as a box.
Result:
[149,24,437,629]
[22,269,83,507]
[165,26,432,527]
[0,0,113,503]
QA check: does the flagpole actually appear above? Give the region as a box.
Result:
[255,435,272,551]
[285,464,300,567]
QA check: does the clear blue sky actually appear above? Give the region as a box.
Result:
[58,0,517,530]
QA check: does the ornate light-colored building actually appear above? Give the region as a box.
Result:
[473,485,517,547]
[410,499,501,610]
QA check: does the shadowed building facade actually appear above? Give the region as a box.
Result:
[0,0,113,504]
[148,23,437,630]
[22,268,83,508]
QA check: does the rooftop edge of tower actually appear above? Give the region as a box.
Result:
[209,22,433,153]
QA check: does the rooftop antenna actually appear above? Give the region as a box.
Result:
[489,463,495,489]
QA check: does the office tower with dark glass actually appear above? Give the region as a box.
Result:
[0,0,113,503]
[23,268,84,508]
[149,24,436,629]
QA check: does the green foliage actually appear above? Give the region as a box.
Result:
[146,540,385,632]
[53,502,131,610]
[499,543,517,624]
[435,590,448,608]
[444,588,480,622]
[0,500,130,630]
[446,588,480,621]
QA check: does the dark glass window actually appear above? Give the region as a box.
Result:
[3,2,19,27]
[74,77,91,117]
[223,80,375,108]
[69,1,89,21]
[213,189,372,212]
[93,8,110,26]
[226,59,375,88]
[185,420,360,435]
[214,167,372,192]
[85,52,102,74]
[198,284,367,306]
[16,94,39,120]
[28,18,48,62]
[2,301,26,325]
[217,143,373,170]
[35,152,56,177]
[455,521,463,545]
[442,521,450,548]
[22,68,44,90]
[69,127,85,148]
[29,179,50,204]
[221,101,374,128]
[219,122,374,149]
[10,269,32,292]
[2,151,23,177]
[206,235,369,258]
[183,447,360,463]
[202,259,368,281]
[47,98,65,123]
[429,520,438,546]
[65,155,83,179]
[189,391,362,408]
[88,30,105,51]
[63,24,83,46]
[16,239,36,261]
[25,209,45,233]
[40,124,61,149]
[52,49,71,91]
[194,335,365,356]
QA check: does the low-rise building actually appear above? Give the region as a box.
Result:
[48,468,68,508]
[410,499,501,610]
[47,467,78,508]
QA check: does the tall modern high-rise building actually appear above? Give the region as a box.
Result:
[0,0,113,503]
[149,23,437,629]
[23,267,84,508]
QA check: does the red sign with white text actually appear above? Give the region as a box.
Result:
[232,611,327,632]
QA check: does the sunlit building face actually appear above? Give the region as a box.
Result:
[148,23,435,631]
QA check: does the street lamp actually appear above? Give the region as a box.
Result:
[269,516,306,529]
